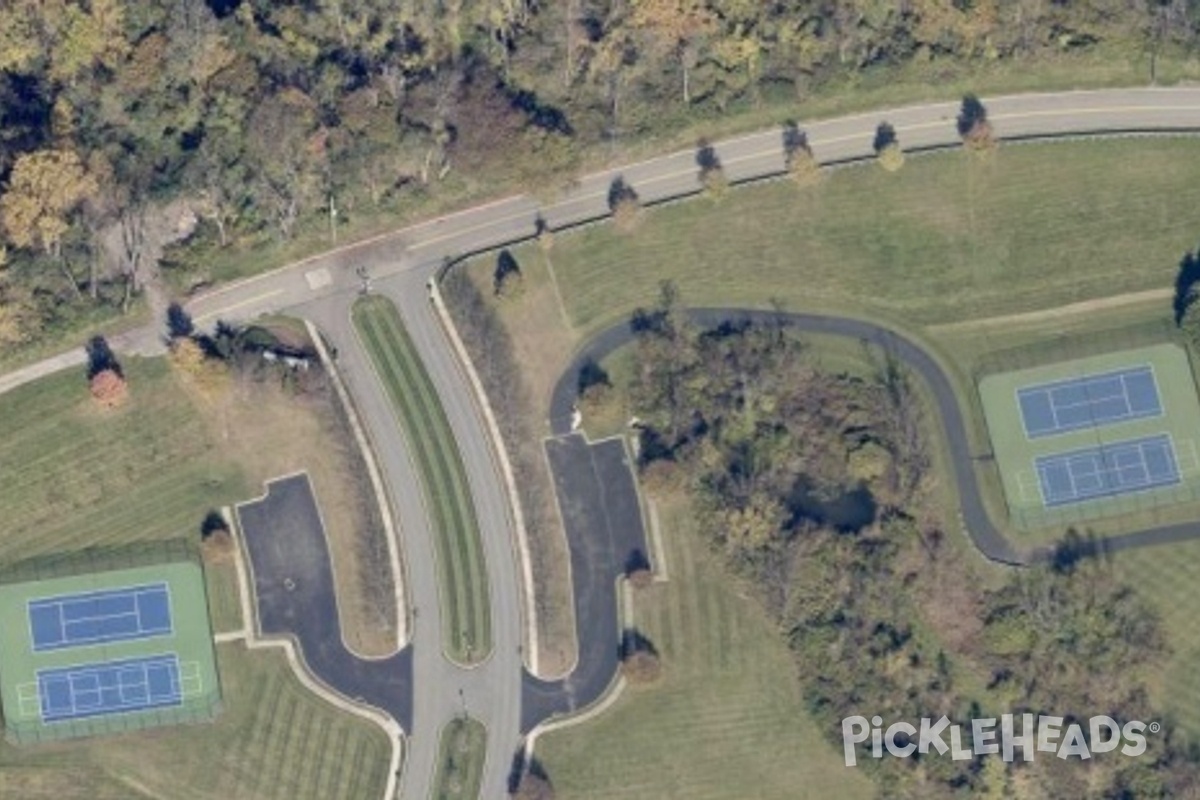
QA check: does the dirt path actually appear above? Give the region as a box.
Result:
[926,288,1172,334]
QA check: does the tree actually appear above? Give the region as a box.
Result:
[782,120,821,187]
[0,148,98,294]
[619,628,662,683]
[89,368,127,408]
[607,176,641,232]
[0,280,35,347]
[200,509,235,560]
[696,139,728,198]
[629,0,717,105]
[957,93,994,150]
[873,122,905,172]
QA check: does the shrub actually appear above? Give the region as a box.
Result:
[878,144,905,172]
[89,368,127,408]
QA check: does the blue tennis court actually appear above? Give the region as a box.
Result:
[1035,434,1181,507]
[28,583,172,652]
[1017,365,1162,439]
[37,654,182,723]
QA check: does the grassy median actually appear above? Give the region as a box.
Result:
[432,716,487,800]
[353,295,491,663]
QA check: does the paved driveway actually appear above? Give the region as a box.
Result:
[236,473,414,732]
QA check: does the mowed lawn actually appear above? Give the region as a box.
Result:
[0,644,390,800]
[524,138,1200,334]
[353,295,491,663]
[536,497,874,800]
[0,358,244,559]
[0,358,392,798]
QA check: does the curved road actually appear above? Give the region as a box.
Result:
[549,309,1200,570]
[6,88,1200,798]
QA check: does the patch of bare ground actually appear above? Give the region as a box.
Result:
[182,347,398,658]
[443,255,579,678]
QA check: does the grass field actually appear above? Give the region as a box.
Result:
[0,358,245,560]
[510,138,1200,337]
[0,642,391,800]
[352,295,491,663]
[535,495,875,800]
[0,356,394,797]
[431,716,486,800]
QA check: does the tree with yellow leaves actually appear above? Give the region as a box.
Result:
[629,0,717,104]
[1,148,98,296]
[1,148,97,258]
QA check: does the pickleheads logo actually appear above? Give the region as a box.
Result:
[841,714,1154,767]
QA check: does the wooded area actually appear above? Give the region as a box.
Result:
[0,0,1197,352]
[625,288,1200,798]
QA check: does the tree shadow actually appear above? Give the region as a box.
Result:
[873,121,898,154]
[695,137,721,173]
[619,627,659,660]
[624,547,651,577]
[1050,527,1108,574]
[200,510,229,539]
[1173,249,1200,324]
[85,335,122,379]
[781,119,810,160]
[956,94,987,138]
[576,358,610,397]
[507,749,552,795]
[494,249,520,294]
[607,175,638,212]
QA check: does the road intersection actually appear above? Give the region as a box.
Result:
[6,88,1200,798]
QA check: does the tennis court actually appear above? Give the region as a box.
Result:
[34,654,186,722]
[1035,434,1181,507]
[0,547,222,743]
[1017,365,1162,439]
[979,343,1200,529]
[28,583,172,652]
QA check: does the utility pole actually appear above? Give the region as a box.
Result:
[329,194,338,244]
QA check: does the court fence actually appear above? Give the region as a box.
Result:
[970,318,1184,382]
[0,539,222,744]
[969,318,1200,531]
[2,690,221,744]
[0,539,200,589]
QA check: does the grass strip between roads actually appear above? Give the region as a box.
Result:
[353,295,491,663]
[431,716,487,800]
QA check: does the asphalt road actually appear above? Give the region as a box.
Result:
[8,88,1200,799]
[236,473,414,730]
